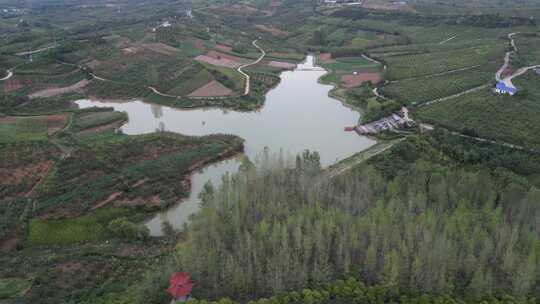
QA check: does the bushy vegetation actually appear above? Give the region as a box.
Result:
[172,140,540,301]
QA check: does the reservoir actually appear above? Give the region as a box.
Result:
[76,55,375,235]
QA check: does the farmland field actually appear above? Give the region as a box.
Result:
[0,117,48,143]
[381,61,499,104]
[415,71,540,149]
[3,0,540,303]
[383,43,506,80]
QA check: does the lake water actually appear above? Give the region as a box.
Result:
[76,55,375,235]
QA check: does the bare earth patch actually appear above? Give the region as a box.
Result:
[121,46,139,55]
[3,78,27,93]
[319,53,332,61]
[1,160,55,197]
[86,59,101,69]
[194,39,206,51]
[29,79,89,99]
[188,80,233,97]
[195,51,246,68]
[141,43,180,56]
[42,114,69,135]
[341,73,381,88]
[268,61,296,69]
[255,24,288,37]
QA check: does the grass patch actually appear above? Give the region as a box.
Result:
[28,207,133,245]
[321,56,379,72]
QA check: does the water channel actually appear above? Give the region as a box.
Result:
[76,55,375,235]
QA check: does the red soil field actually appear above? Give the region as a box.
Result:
[195,51,246,68]
[341,73,381,88]
[319,53,332,61]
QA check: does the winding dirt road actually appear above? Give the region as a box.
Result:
[15,44,59,57]
[237,39,266,95]
[495,32,518,82]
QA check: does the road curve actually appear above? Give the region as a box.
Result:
[146,39,266,99]
[237,40,266,95]
[0,70,13,81]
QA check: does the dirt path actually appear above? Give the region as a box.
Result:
[438,35,457,45]
[15,44,59,56]
[445,128,538,154]
[362,53,386,70]
[390,63,484,83]
[146,39,266,99]
[495,32,518,82]
[317,137,405,181]
[237,39,266,95]
[415,83,490,107]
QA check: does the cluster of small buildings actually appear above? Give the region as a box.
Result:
[494,82,517,96]
[355,106,414,135]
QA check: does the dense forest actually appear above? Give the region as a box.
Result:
[167,135,540,302]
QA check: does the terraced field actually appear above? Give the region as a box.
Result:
[380,61,500,104]
[382,43,506,80]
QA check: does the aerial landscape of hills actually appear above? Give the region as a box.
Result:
[1,0,540,303]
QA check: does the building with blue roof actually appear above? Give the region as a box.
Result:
[495,81,517,95]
